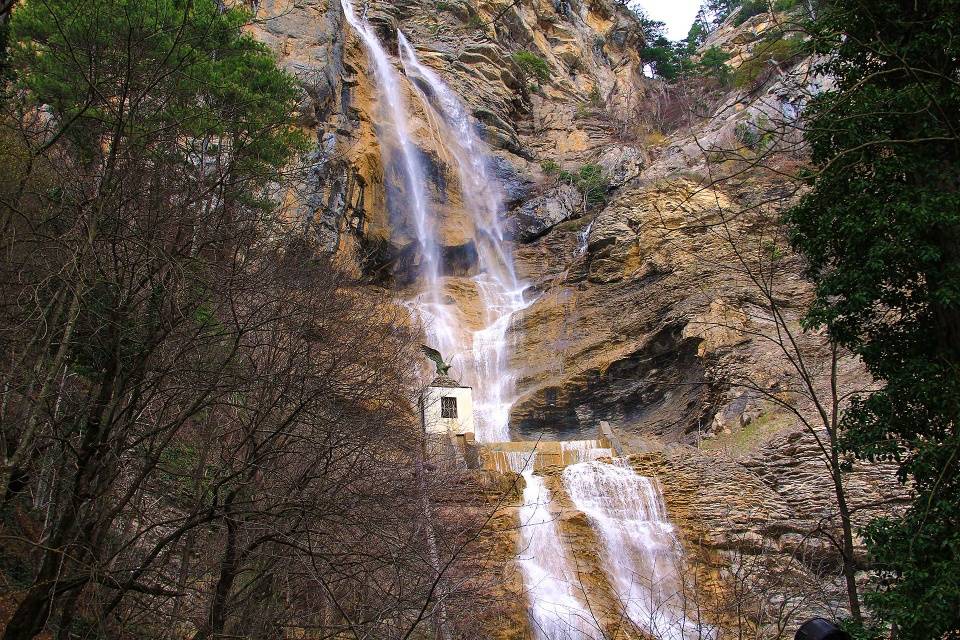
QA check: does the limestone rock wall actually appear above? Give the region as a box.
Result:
[250,0,648,288]
[244,2,905,636]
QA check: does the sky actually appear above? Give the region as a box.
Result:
[631,0,702,40]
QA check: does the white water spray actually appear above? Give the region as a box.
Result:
[563,461,710,639]
[575,218,595,258]
[341,12,700,638]
[503,452,603,640]
[397,31,528,443]
[340,0,447,326]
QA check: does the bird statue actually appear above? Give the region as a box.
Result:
[421,345,452,377]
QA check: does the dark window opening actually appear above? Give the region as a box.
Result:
[545,388,558,407]
[441,396,458,419]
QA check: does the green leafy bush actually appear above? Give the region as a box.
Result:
[785,0,960,634]
[698,46,732,84]
[773,0,798,10]
[707,0,797,26]
[588,85,602,106]
[540,159,560,175]
[559,164,609,207]
[512,50,551,83]
[733,0,769,25]
[734,115,774,151]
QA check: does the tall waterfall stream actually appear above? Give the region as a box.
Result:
[341,4,704,636]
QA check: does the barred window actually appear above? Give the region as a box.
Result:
[441,396,458,419]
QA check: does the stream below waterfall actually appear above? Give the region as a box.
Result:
[341,3,706,637]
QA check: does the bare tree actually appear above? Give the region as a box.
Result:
[629,28,883,624]
[0,3,511,639]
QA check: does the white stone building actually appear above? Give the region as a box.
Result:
[421,374,474,437]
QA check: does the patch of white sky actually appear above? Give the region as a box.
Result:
[631,0,702,40]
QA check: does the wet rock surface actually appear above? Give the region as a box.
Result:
[504,183,581,242]
[245,1,905,635]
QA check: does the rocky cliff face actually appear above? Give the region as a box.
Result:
[250,0,648,276]
[248,1,902,636]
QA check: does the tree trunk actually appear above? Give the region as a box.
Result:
[830,448,862,623]
[0,289,81,506]
[2,323,122,640]
[193,512,240,640]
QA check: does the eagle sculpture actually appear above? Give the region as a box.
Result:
[420,345,452,376]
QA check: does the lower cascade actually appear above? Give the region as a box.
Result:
[506,451,602,640]
[3,0,939,636]
[563,461,712,639]
[340,3,704,637]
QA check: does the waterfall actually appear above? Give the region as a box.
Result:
[574,218,595,257]
[562,461,710,639]
[504,452,603,640]
[397,30,528,443]
[560,439,610,464]
[341,12,699,639]
[340,0,455,349]
[393,37,604,636]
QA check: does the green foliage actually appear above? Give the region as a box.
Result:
[512,50,551,83]
[705,0,796,26]
[588,85,602,106]
[732,0,769,25]
[685,8,712,49]
[540,159,560,175]
[734,115,773,150]
[838,619,885,640]
[698,45,732,84]
[773,0,798,9]
[784,1,960,637]
[733,36,806,88]
[701,411,791,453]
[559,164,609,207]
[636,13,685,80]
[8,0,307,170]
[632,6,732,83]
[704,0,740,22]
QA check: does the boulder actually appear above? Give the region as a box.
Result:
[504,183,581,242]
[596,144,645,187]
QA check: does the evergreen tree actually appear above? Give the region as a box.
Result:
[685,7,712,49]
[785,1,960,637]
[635,11,683,80]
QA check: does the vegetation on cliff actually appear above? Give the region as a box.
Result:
[629,0,960,636]
[0,1,495,638]
[0,0,957,637]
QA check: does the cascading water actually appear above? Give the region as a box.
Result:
[560,439,610,464]
[562,461,710,639]
[397,31,528,444]
[340,0,456,349]
[501,451,603,640]
[392,37,601,635]
[341,11,699,638]
[574,218,595,258]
